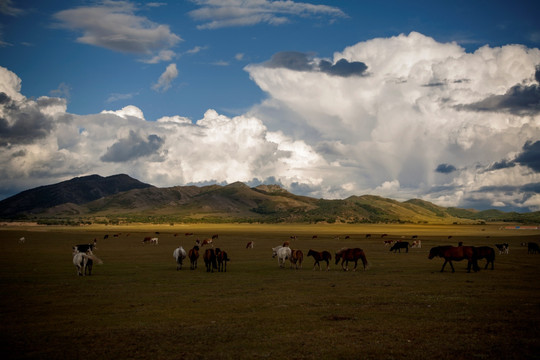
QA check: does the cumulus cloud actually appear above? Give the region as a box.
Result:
[189,0,347,29]
[53,1,181,61]
[3,32,540,212]
[152,63,178,92]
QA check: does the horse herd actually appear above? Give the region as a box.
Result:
[68,234,540,276]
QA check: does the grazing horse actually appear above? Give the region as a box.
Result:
[173,246,187,270]
[475,246,495,270]
[390,241,409,253]
[203,248,217,272]
[428,246,479,273]
[188,246,199,270]
[290,249,303,270]
[335,248,368,271]
[201,238,213,247]
[72,249,102,276]
[307,249,332,271]
[215,248,230,272]
[272,245,291,268]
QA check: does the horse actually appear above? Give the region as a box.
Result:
[173,246,187,270]
[307,249,332,271]
[390,241,409,253]
[203,248,217,272]
[428,246,479,273]
[290,249,303,270]
[335,248,368,271]
[475,246,495,270]
[272,245,291,268]
[72,249,102,276]
[215,248,230,272]
[188,246,199,270]
[528,242,540,254]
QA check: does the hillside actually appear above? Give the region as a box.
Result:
[1,174,539,224]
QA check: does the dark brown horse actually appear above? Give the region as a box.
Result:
[335,248,368,271]
[307,249,331,271]
[203,248,217,272]
[428,246,479,273]
[475,246,495,270]
[188,245,199,270]
[290,249,303,270]
[215,248,230,272]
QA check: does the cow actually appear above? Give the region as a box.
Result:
[73,239,97,253]
[384,240,395,247]
[215,248,230,272]
[495,243,509,255]
[390,241,409,253]
[18,237,25,244]
[142,237,158,245]
[282,241,290,247]
[246,241,254,249]
[528,242,540,254]
[411,240,422,248]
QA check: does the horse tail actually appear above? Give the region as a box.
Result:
[361,253,370,270]
[86,254,103,265]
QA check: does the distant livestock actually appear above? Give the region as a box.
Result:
[290,249,303,270]
[72,248,102,276]
[188,246,199,270]
[390,241,409,253]
[203,248,217,272]
[173,246,187,270]
[143,237,158,245]
[528,242,540,254]
[18,237,25,244]
[428,246,479,273]
[246,241,254,249]
[307,249,331,271]
[272,245,291,268]
[411,240,422,248]
[201,238,213,247]
[216,248,230,272]
[335,248,368,271]
[495,243,509,254]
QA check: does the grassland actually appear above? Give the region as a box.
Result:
[1,223,539,359]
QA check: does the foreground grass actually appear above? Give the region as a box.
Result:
[1,223,539,359]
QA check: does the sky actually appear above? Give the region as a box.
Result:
[1,0,540,212]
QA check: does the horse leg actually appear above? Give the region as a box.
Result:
[440,260,448,272]
[325,260,330,271]
[449,261,455,273]
[352,260,358,272]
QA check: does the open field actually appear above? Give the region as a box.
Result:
[1,223,540,359]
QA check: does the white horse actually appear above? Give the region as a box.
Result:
[272,245,292,268]
[173,246,187,270]
[72,249,103,276]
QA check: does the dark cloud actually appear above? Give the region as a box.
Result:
[487,159,516,171]
[101,131,164,162]
[461,66,540,114]
[515,140,540,172]
[435,163,457,174]
[264,52,368,77]
[318,58,368,77]
[0,93,56,146]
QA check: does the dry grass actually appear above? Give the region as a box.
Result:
[1,223,539,359]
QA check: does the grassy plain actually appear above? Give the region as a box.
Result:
[1,223,539,359]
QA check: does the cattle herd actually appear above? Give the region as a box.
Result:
[18,231,540,276]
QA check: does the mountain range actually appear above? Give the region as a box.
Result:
[1,174,538,224]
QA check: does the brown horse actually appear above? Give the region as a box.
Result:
[290,249,303,270]
[428,246,479,273]
[307,249,331,271]
[188,245,199,270]
[203,248,217,272]
[476,246,495,270]
[335,248,368,271]
[215,248,230,272]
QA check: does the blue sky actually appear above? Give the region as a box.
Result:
[1,0,540,212]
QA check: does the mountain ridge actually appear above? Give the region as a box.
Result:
[1,174,539,224]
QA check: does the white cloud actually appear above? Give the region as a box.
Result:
[189,0,347,29]
[152,63,178,92]
[53,1,181,61]
[2,32,540,211]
